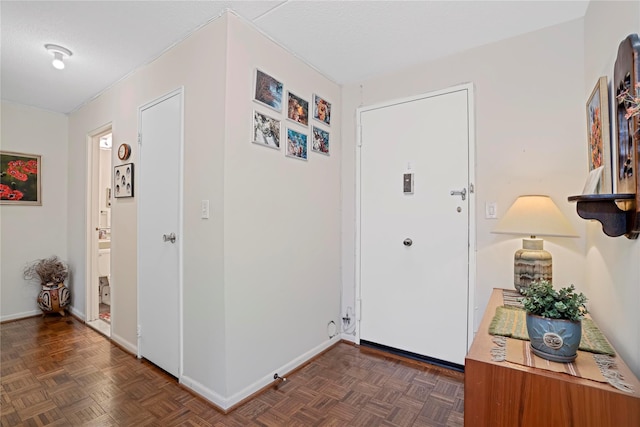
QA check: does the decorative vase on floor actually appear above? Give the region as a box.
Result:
[23,256,71,317]
[526,313,581,362]
[37,282,71,316]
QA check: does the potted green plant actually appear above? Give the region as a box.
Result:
[520,280,588,362]
[23,256,71,316]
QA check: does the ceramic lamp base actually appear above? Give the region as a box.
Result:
[514,238,552,292]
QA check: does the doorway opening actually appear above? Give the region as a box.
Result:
[86,126,112,337]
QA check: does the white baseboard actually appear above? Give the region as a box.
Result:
[181,335,341,411]
[340,333,356,343]
[225,335,341,409]
[111,333,137,355]
[0,309,41,322]
[68,306,85,321]
[1,305,85,323]
[180,375,228,410]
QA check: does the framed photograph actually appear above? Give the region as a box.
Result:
[311,126,330,155]
[286,128,308,160]
[287,91,309,126]
[0,151,41,205]
[252,110,281,149]
[114,163,134,198]
[586,76,612,194]
[313,94,331,126]
[253,69,283,112]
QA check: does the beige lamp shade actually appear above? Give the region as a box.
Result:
[492,195,578,238]
[492,195,577,291]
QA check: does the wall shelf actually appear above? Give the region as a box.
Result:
[568,194,638,239]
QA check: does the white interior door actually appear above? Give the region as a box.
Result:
[138,90,183,377]
[358,86,473,366]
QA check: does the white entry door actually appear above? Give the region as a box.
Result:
[358,85,474,367]
[138,90,183,377]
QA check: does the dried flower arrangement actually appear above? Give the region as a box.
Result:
[23,255,69,285]
[617,82,640,120]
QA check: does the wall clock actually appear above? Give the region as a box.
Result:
[117,143,131,161]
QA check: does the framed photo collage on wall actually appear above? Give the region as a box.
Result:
[252,68,331,160]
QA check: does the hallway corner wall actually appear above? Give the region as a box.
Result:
[1,102,69,321]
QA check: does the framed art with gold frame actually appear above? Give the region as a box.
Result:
[586,76,612,194]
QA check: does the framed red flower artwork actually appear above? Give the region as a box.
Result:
[1,151,41,205]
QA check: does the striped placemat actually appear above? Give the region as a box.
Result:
[502,289,524,308]
[491,336,633,393]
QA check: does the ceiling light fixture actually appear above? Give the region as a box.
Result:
[44,44,72,70]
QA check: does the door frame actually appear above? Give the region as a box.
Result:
[85,123,113,325]
[136,88,185,378]
[354,83,477,351]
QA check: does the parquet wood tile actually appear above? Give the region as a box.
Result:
[385,406,420,427]
[361,399,394,419]
[1,316,464,426]
[326,400,359,422]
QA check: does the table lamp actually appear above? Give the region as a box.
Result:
[492,195,578,291]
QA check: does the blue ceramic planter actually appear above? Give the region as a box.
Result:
[526,313,581,362]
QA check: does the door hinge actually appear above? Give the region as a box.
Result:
[137,325,141,337]
[357,125,363,147]
[138,133,142,144]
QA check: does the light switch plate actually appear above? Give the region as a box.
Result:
[201,200,210,219]
[486,202,497,219]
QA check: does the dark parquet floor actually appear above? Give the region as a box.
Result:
[1,315,464,426]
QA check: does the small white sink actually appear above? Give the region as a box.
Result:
[98,240,111,250]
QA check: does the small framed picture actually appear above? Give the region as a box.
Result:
[311,126,330,155]
[287,91,309,126]
[252,110,281,149]
[114,163,134,198]
[286,128,308,161]
[254,69,283,112]
[586,76,612,193]
[0,151,41,205]
[312,94,331,126]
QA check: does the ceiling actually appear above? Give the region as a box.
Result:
[1,1,589,115]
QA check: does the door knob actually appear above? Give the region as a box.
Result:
[450,188,467,201]
[403,238,413,247]
[163,233,176,243]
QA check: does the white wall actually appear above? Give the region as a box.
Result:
[1,102,69,321]
[67,11,342,408]
[341,19,587,340]
[583,0,640,377]
[223,14,342,399]
[68,14,229,393]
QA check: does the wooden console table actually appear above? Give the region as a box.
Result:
[464,288,640,426]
